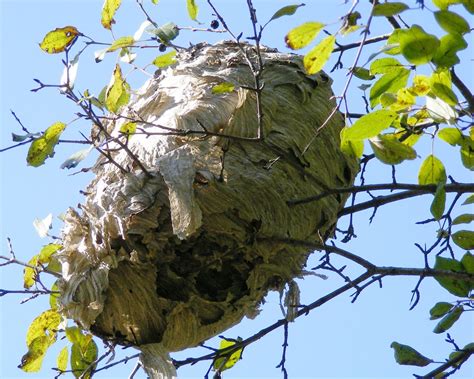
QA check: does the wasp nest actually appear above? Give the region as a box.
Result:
[58,42,358,363]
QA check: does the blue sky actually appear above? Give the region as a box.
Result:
[1,0,473,378]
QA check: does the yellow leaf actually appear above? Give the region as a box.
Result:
[152,50,177,67]
[105,64,130,113]
[120,122,137,135]
[213,338,243,372]
[212,82,235,94]
[285,22,325,50]
[411,75,431,96]
[26,309,61,346]
[107,36,134,52]
[101,0,122,29]
[187,0,199,21]
[56,347,69,372]
[19,336,50,372]
[39,26,80,54]
[303,35,336,74]
[23,256,39,289]
[27,122,66,167]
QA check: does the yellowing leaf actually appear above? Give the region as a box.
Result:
[27,122,66,167]
[101,0,122,29]
[411,75,431,96]
[71,337,98,379]
[369,68,410,108]
[418,155,447,185]
[187,0,199,21]
[212,82,235,94]
[39,26,80,54]
[107,36,134,52]
[285,22,325,50]
[56,347,68,372]
[105,64,130,113]
[26,309,61,346]
[152,50,177,67]
[50,281,60,310]
[398,25,440,65]
[24,256,39,289]
[120,122,137,135]
[303,35,336,74]
[369,134,416,165]
[213,338,243,372]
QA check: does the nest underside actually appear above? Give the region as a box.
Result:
[58,42,359,352]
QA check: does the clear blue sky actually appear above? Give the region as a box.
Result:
[1,0,473,378]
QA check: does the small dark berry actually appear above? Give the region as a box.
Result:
[210,20,219,29]
[159,44,167,52]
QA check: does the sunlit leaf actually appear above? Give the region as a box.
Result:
[26,310,61,347]
[38,244,62,263]
[133,20,152,41]
[373,2,409,16]
[60,147,93,170]
[462,194,474,205]
[213,338,243,372]
[370,57,403,75]
[71,337,98,379]
[369,134,416,165]
[24,256,38,289]
[429,302,454,320]
[120,122,137,135]
[433,306,464,333]
[151,22,180,43]
[418,155,447,185]
[186,0,199,21]
[212,82,235,94]
[369,68,410,108]
[426,96,457,124]
[340,127,364,158]
[390,88,416,111]
[437,128,463,146]
[434,10,470,35]
[434,257,470,297]
[342,110,397,142]
[49,281,60,310]
[390,342,432,366]
[352,67,375,80]
[285,22,325,50]
[39,26,80,54]
[432,0,462,10]
[268,3,305,23]
[27,122,66,167]
[56,347,68,372]
[430,183,446,220]
[303,35,336,74]
[463,0,474,13]
[453,214,474,225]
[384,29,401,55]
[430,69,458,106]
[398,25,440,65]
[107,36,134,52]
[452,230,474,250]
[411,75,431,96]
[432,33,468,68]
[101,0,122,29]
[460,138,474,170]
[152,50,177,67]
[105,64,130,113]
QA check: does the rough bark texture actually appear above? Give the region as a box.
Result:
[58,42,358,362]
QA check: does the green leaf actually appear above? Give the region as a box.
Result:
[151,0,159,4]
[19,336,50,372]
[27,122,66,167]
[71,337,98,379]
[65,327,83,345]
[120,122,137,136]
[433,305,463,333]
[452,230,474,250]
[211,82,235,94]
[430,69,458,106]
[453,214,474,225]
[384,29,401,55]
[390,342,433,367]
[463,0,474,13]
[342,110,398,141]
[398,25,440,65]
[38,244,62,263]
[437,128,463,146]
[373,2,409,16]
[460,138,474,170]
[369,134,416,165]
[101,0,122,29]
[24,256,39,289]
[418,155,447,185]
[431,183,446,220]
[352,67,375,80]
[39,26,80,54]
[152,22,180,43]
[432,33,468,68]
[434,256,470,297]
[303,35,336,74]
[433,0,462,10]
[341,11,361,35]
[370,57,403,75]
[429,302,454,320]
[107,36,134,52]
[340,127,364,158]
[434,10,470,35]
[49,281,60,310]
[186,0,198,21]
[462,194,474,205]
[285,22,325,50]
[268,3,305,23]
[369,68,410,108]
[105,64,130,113]
[461,252,474,273]
[213,338,243,372]
[26,309,61,346]
[152,50,177,68]
[57,346,68,372]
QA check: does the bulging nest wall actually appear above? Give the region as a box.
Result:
[58,42,359,353]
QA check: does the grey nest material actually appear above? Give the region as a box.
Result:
[58,42,358,354]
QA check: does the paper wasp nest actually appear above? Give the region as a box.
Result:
[58,42,358,359]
